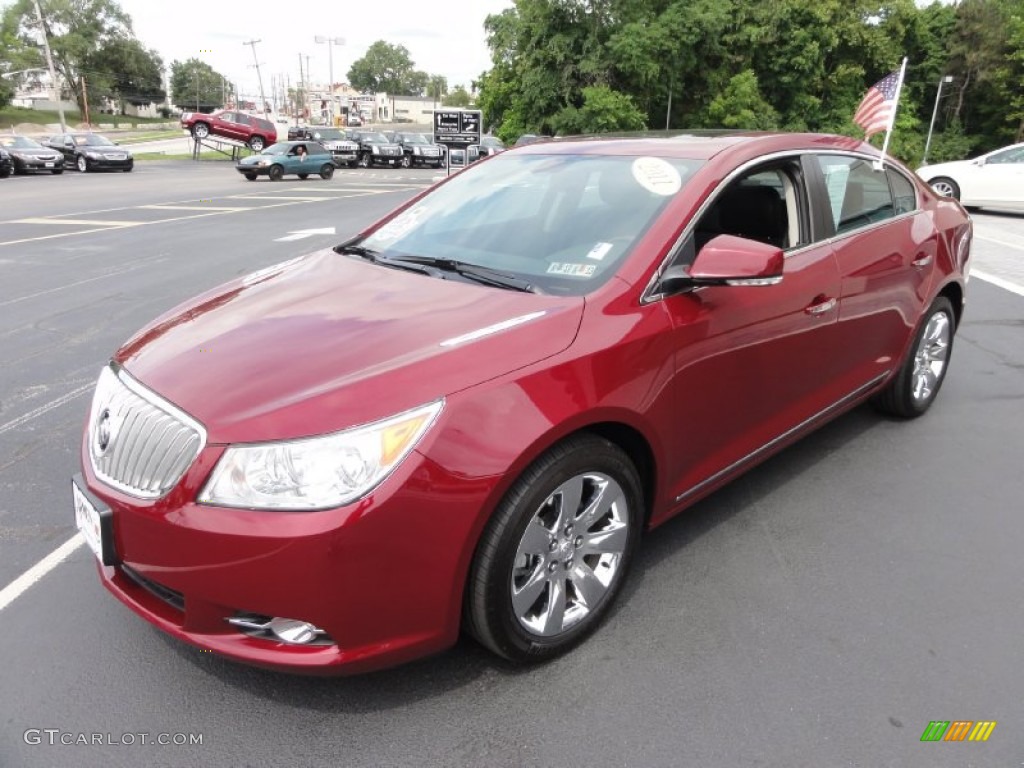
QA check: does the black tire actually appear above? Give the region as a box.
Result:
[872,296,956,418]
[400,154,411,168]
[297,173,309,180]
[123,165,132,172]
[51,168,63,175]
[248,136,265,151]
[244,172,257,181]
[319,163,334,180]
[358,153,371,168]
[268,164,284,181]
[0,167,9,179]
[465,434,643,664]
[191,122,210,140]
[929,177,960,200]
[76,155,88,172]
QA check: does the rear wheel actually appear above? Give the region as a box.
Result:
[872,296,955,418]
[248,135,265,151]
[319,163,334,180]
[465,434,642,664]
[268,164,284,181]
[76,155,88,172]
[929,177,960,200]
[191,122,210,140]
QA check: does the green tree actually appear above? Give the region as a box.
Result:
[426,74,447,102]
[3,0,134,115]
[443,85,472,107]
[1,3,45,108]
[347,41,420,94]
[83,37,164,112]
[705,70,779,130]
[551,84,646,135]
[169,58,229,112]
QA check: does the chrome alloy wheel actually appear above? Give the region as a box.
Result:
[510,472,630,637]
[930,179,956,198]
[911,311,951,403]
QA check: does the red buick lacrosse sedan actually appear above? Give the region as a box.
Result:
[74,133,971,674]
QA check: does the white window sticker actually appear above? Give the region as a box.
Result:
[586,242,614,261]
[547,262,597,277]
[631,157,682,196]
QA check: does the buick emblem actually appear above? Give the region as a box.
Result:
[95,408,114,456]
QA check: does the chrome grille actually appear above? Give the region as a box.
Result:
[88,364,206,499]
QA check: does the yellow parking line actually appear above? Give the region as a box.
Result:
[12,218,142,227]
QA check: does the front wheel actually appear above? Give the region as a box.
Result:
[358,153,371,168]
[267,164,284,181]
[400,154,411,168]
[872,296,956,418]
[319,163,334,180]
[51,168,63,175]
[248,136,265,151]
[191,123,210,140]
[244,172,257,181]
[465,434,642,664]
[76,155,88,172]
[929,177,960,200]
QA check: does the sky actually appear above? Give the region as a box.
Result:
[115,0,514,100]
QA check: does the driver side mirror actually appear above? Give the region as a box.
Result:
[659,235,785,294]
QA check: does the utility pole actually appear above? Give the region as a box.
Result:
[315,36,344,125]
[193,68,200,112]
[31,0,66,132]
[80,75,89,127]
[923,75,954,166]
[243,39,268,116]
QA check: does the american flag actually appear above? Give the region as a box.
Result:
[853,69,901,139]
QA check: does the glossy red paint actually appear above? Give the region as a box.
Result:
[79,133,970,673]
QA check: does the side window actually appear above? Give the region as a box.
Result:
[986,146,1024,164]
[816,155,895,235]
[219,112,235,124]
[692,165,802,254]
[887,170,917,215]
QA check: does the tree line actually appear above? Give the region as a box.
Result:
[477,0,1024,165]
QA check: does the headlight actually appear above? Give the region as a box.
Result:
[86,151,102,159]
[372,146,381,154]
[198,400,443,510]
[256,158,270,166]
[413,146,421,155]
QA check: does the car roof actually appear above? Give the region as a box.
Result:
[512,131,875,161]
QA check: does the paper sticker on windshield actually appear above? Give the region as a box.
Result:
[586,242,614,261]
[631,157,682,196]
[547,262,596,278]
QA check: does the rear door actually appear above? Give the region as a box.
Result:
[810,154,933,392]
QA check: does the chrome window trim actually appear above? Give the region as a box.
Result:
[641,149,918,305]
[673,372,889,504]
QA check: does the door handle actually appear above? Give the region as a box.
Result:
[912,254,934,268]
[804,297,836,316]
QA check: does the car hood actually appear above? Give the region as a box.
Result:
[237,155,271,166]
[917,159,970,179]
[116,250,583,443]
[9,147,61,157]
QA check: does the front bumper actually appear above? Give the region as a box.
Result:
[13,155,62,171]
[82,155,133,170]
[79,436,489,674]
[236,164,270,176]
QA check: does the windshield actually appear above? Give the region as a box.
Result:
[315,129,344,141]
[0,136,44,149]
[359,152,702,296]
[401,134,429,145]
[361,133,389,144]
[261,143,290,155]
[74,135,115,146]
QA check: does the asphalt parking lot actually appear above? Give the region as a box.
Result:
[1,163,1022,767]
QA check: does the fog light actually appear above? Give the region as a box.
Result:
[226,613,331,645]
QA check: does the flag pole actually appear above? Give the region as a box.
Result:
[875,57,908,170]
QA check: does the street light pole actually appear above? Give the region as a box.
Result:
[31,0,66,132]
[923,75,954,166]
[315,36,344,125]
[243,39,269,116]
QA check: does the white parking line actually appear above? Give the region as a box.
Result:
[973,269,1024,297]
[975,233,1024,252]
[12,218,142,227]
[0,383,92,436]
[0,534,83,612]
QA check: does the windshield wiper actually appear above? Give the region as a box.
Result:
[336,244,436,277]
[382,255,539,293]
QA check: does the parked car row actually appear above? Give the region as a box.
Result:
[0,133,133,175]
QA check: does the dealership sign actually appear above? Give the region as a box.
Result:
[433,110,482,146]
